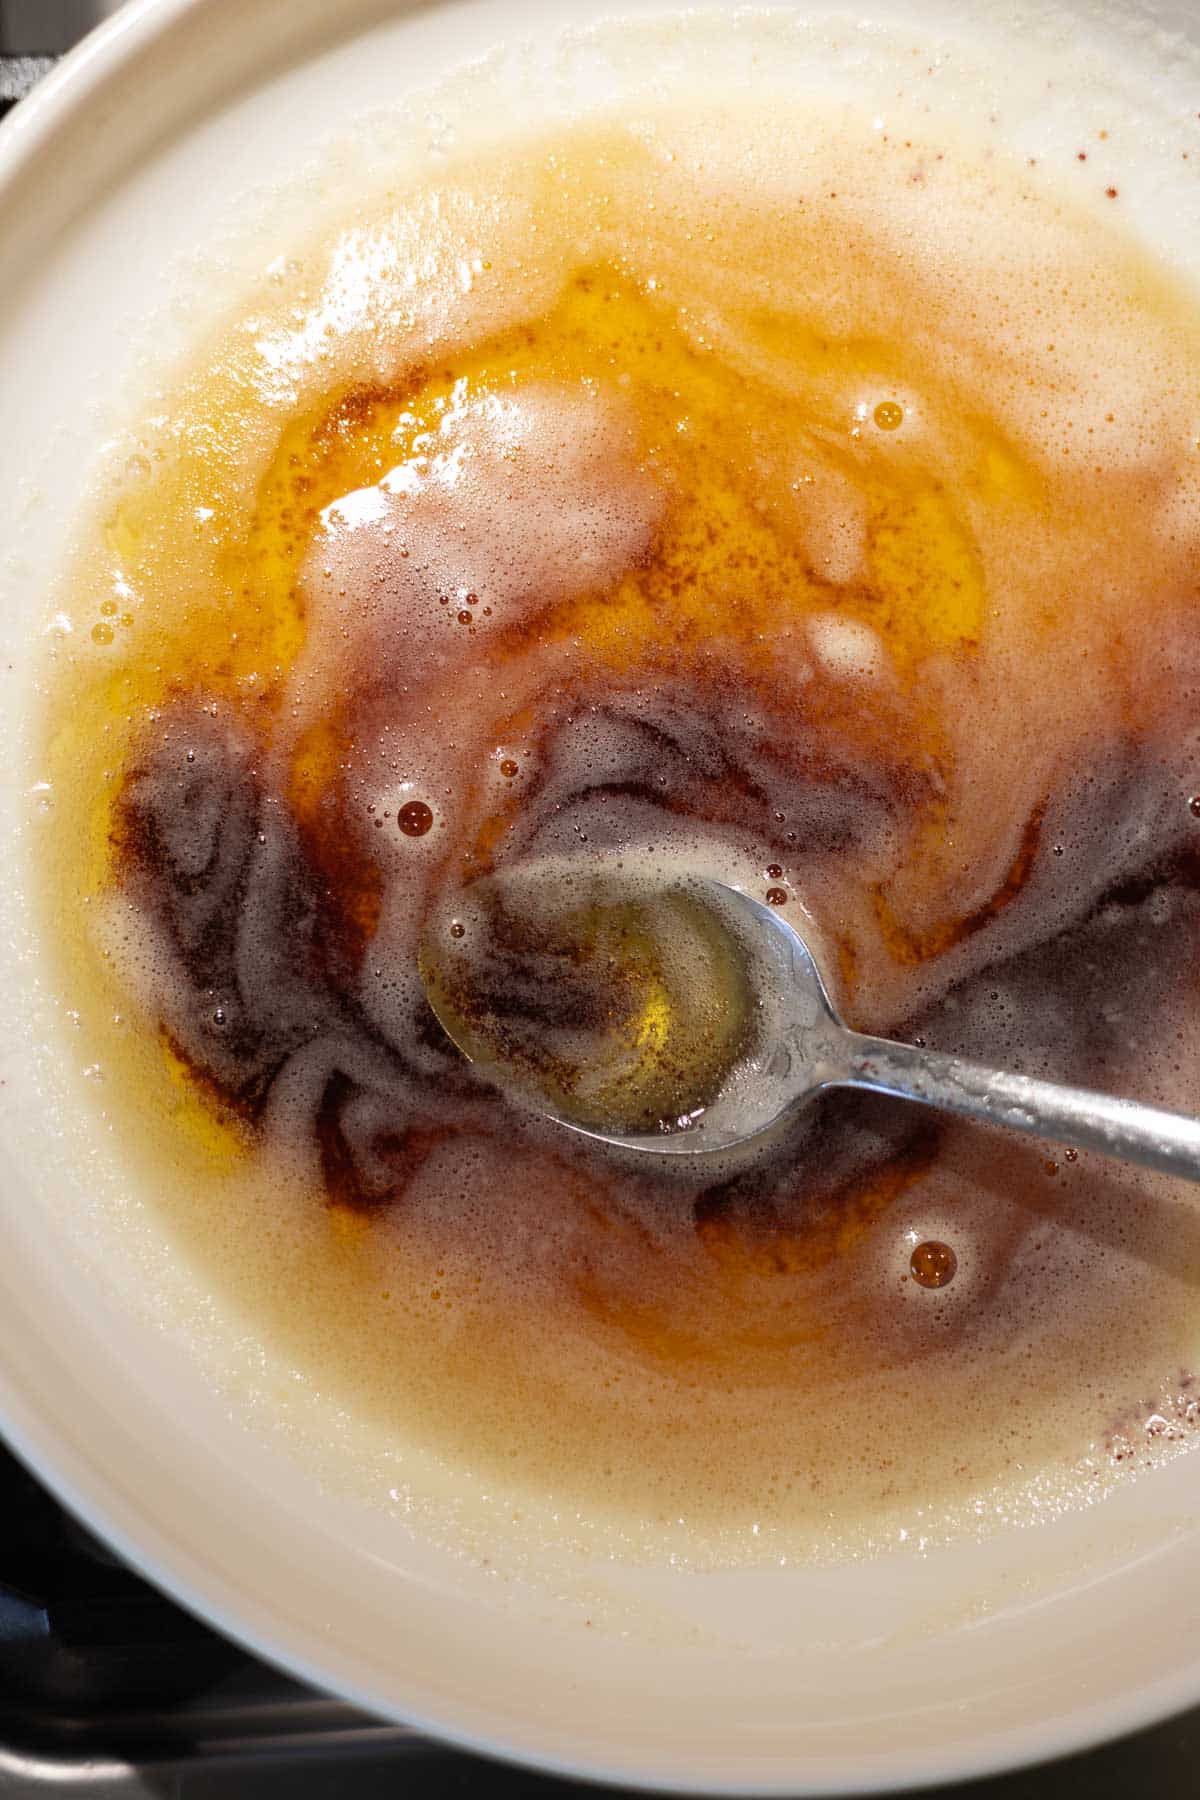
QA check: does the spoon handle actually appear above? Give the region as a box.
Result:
[841,1033,1200,1183]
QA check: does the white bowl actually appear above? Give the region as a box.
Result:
[1,0,1199,1791]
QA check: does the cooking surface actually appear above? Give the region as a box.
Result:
[2,6,1199,1795]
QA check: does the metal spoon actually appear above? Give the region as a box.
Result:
[424,876,1200,1176]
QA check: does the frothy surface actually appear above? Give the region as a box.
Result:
[36,87,1200,1563]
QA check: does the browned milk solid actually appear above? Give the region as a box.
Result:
[35,97,1200,1563]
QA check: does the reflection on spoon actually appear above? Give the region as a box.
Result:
[422,869,1200,1179]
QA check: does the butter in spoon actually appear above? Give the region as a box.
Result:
[421,868,1200,1177]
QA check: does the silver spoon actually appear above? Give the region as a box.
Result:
[425,876,1200,1176]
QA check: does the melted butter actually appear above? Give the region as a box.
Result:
[420,882,753,1134]
[34,108,1200,1564]
[242,270,995,688]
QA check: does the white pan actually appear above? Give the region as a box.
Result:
[1,0,1199,1791]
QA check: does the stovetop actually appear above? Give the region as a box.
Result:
[2,6,1199,1795]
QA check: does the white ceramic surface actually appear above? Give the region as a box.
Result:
[2,0,1200,1791]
